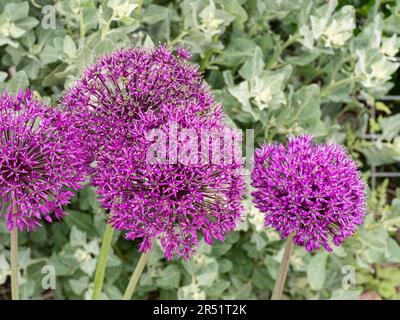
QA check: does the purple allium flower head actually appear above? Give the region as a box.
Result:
[61,45,218,156]
[94,134,245,260]
[251,135,367,252]
[0,90,90,231]
[63,45,245,260]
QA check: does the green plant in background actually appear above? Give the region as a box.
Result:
[0,0,399,300]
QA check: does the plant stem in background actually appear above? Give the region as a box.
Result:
[10,227,19,300]
[123,248,152,300]
[271,233,294,300]
[320,75,364,98]
[92,223,114,300]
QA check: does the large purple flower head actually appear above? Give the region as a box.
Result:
[63,45,245,259]
[0,90,90,231]
[251,135,367,252]
[62,45,220,155]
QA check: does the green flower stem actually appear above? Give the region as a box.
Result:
[10,227,19,300]
[92,223,114,300]
[271,233,294,300]
[281,33,301,51]
[123,248,152,300]
[200,49,214,71]
[268,33,301,69]
[320,75,364,98]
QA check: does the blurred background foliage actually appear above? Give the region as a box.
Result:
[0,0,400,300]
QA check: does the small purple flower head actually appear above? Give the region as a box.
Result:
[251,135,367,252]
[0,90,90,231]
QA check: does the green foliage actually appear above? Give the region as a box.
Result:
[0,0,400,300]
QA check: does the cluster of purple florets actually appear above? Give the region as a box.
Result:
[63,45,245,259]
[0,90,90,231]
[251,135,367,252]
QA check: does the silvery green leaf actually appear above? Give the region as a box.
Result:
[197,270,218,287]
[228,81,257,119]
[5,70,29,93]
[81,257,97,276]
[63,35,76,58]
[19,248,34,269]
[196,258,219,286]
[332,245,347,258]
[142,4,169,24]
[106,251,121,267]
[0,35,19,48]
[386,238,400,263]
[65,210,97,237]
[83,240,100,256]
[379,114,400,142]
[211,241,232,256]
[287,50,320,65]
[92,39,118,56]
[48,253,74,276]
[250,74,286,110]
[252,268,273,290]
[107,0,138,19]
[70,226,87,247]
[289,84,322,129]
[360,228,389,261]
[4,1,29,22]
[39,44,59,64]
[222,70,234,87]
[307,251,328,290]
[310,0,338,39]
[238,46,264,82]
[143,35,154,48]
[216,37,258,67]
[199,0,234,36]
[250,232,267,251]
[8,23,25,38]
[204,279,230,296]
[20,278,35,299]
[156,265,181,289]
[219,0,247,24]
[305,0,355,49]
[105,285,123,299]
[0,253,9,270]
[355,48,399,96]
[0,253,9,285]
[361,138,400,166]
[178,283,206,300]
[264,0,304,19]
[69,276,89,295]
[355,15,382,50]
[0,71,7,82]
[5,45,27,65]
[219,258,233,273]
[14,17,39,31]
[380,34,399,57]
[232,281,252,299]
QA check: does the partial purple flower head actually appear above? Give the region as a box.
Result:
[176,45,192,60]
[62,44,218,155]
[251,135,367,252]
[93,121,245,260]
[0,90,90,231]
